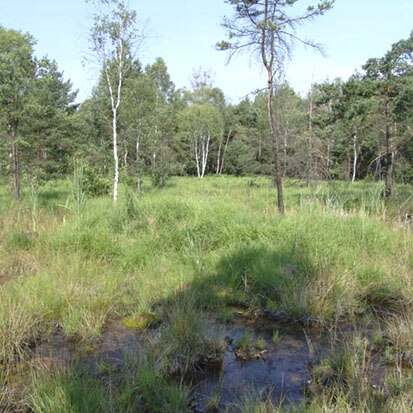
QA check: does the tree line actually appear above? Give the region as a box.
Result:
[1,0,413,206]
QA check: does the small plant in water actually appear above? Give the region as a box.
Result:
[272,329,281,347]
[255,336,267,351]
[205,391,221,412]
[217,308,235,324]
[236,330,254,354]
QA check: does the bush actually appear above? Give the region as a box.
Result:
[82,165,110,197]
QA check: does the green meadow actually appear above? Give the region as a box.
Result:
[1,176,413,412]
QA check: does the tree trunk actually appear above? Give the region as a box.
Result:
[384,97,394,199]
[104,60,122,204]
[374,156,381,181]
[216,142,221,174]
[123,148,128,167]
[352,132,358,182]
[112,108,119,203]
[307,86,314,185]
[219,130,231,174]
[194,137,201,178]
[267,69,285,214]
[283,125,288,177]
[12,145,20,202]
[201,132,210,178]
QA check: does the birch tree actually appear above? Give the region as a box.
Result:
[87,0,142,202]
[178,103,224,178]
[217,0,334,214]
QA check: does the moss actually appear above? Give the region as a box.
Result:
[122,312,160,330]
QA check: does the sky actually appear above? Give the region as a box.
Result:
[1,0,413,103]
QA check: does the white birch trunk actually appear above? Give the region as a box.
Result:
[112,108,119,202]
[194,137,201,178]
[201,132,210,178]
[216,142,221,174]
[104,33,124,203]
[352,133,358,182]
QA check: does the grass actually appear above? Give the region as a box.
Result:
[236,330,255,354]
[272,330,281,347]
[256,336,267,351]
[26,355,192,413]
[217,308,235,324]
[1,175,413,410]
[157,294,223,375]
[306,335,413,413]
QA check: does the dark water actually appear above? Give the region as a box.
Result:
[32,320,151,368]
[31,311,390,412]
[191,310,322,411]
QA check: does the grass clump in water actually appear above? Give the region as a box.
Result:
[256,336,267,351]
[236,330,255,354]
[217,307,235,324]
[157,294,225,375]
[272,329,281,347]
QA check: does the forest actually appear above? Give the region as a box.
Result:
[1,0,413,412]
[2,4,413,201]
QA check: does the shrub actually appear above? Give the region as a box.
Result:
[82,165,110,197]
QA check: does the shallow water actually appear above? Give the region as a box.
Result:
[31,310,391,412]
[192,310,323,411]
[32,320,148,368]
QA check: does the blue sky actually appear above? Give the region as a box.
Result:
[2,0,413,103]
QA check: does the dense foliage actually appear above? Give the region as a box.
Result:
[1,20,413,200]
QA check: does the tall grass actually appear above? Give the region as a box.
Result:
[1,177,413,344]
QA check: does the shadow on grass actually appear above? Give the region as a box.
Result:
[168,241,410,326]
[153,244,321,411]
[8,242,408,412]
[171,243,318,324]
[23,354,191,413]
